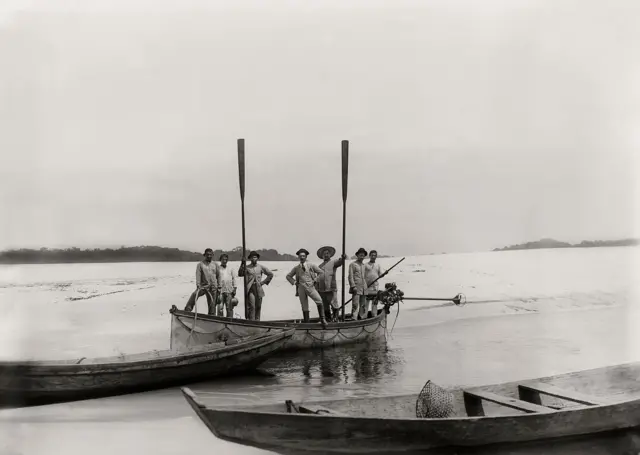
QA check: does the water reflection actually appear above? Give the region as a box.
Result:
[239,428,640,455]
[260,340,405,388]
[460,429,640,455]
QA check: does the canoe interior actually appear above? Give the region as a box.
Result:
[0,331,286,368]
[215,361,640,418]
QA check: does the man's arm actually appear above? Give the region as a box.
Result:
[333,255,346,269]
[261,265,274,285]
[195,263,202,288]
[348,262,355,288]
[285,267,296,286]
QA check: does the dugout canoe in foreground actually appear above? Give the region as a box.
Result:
[0,329,294,408]
[181,361,640,454]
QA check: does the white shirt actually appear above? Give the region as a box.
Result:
[218,265,237,293]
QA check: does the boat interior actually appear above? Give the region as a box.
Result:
[0,331,284,367]
[215,362,640,419]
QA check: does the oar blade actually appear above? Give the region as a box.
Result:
[238,138,246,201]
[341,140,349,201]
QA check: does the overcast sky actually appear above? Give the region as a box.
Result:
[0,0,638,256]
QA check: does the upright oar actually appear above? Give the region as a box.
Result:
[237,138,249,319]
[340,140,349,321]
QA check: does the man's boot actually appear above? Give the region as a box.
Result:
[303,311,310,323]
[317,304,328,329]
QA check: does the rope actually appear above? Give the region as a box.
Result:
[176,315,254,338]
[186,286,214,346]
[390,299,400,335]
[298,318,384,343]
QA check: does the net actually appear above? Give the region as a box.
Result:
[415,380,455,418]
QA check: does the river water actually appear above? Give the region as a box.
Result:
[0,247,638,454]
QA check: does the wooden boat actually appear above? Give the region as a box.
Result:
[169,305,388,352]
[181,361,640,454]
[0,328,294,408]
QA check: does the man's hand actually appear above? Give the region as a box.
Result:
[341,254,347,260]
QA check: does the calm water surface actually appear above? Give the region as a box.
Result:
[0,248,639,454]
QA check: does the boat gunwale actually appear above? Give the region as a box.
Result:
[0,328,295,373]
[170,306,387,331]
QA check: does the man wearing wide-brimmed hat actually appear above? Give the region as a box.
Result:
[286,248,327,327]
[348,247,369,320]
[184,248,220,315]
[238,250,273,320]
[316,246,347,321]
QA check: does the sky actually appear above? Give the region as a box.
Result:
[0,0,639,256]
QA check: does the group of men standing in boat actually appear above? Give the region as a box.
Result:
[183,246,384,325]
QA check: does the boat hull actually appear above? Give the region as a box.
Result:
[0,329,294,408]
[169,306,388,352]
[181,361,640,453]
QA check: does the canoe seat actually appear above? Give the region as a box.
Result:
[464,390,553,416]
[518,382,609,406]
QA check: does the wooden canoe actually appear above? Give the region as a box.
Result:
[0,328,294,408]
[181,361,640,454]
[169,305,388,352]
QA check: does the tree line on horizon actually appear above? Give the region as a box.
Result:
[493,238,639,252]
[0,246,298,264]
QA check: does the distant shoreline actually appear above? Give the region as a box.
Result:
[493,238,639,252]
[1,239,636,265]
[0,246,297,265]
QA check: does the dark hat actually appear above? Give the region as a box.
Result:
[317,246,336,259]
[203,248,213,255]
[248,251,260,259]
[296,248,310,256]
[355,247,368,256]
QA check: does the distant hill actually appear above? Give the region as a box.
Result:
[494,238,639,252]
[0,246,297,264]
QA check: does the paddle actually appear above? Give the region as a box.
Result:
[237,138,249,319]
[340,140,349,321]
[402,294,467,306]
[338,257,406,311]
